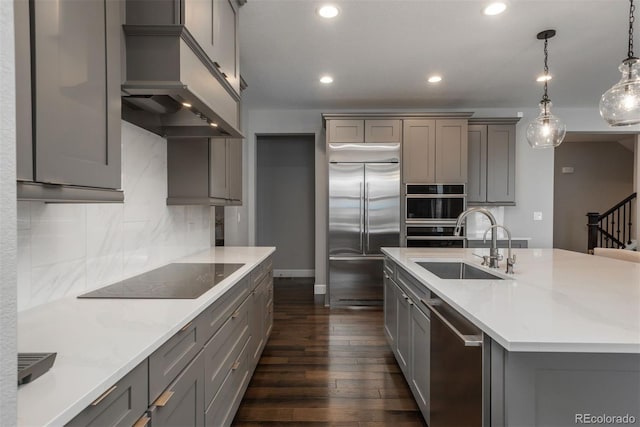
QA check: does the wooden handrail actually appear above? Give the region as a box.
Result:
[598,193,636,221]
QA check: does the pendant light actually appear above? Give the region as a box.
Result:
[600,0,640,126]
[526,30,566,149]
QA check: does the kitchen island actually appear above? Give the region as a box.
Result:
[17,246,275,427]
[382,247,640,427]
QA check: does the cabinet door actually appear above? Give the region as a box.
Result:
[228,139,243,202]
[402,120,436,183]
[383,275,398,345]
[33,0,121,189]
[249,283,265,367]
[209,139,229,200]
[396,286,411,375]
[150,352,205,427]
[328,120,365,143]
[487,125,516,204]
[467,125,488,203]
[365,120,402,143]
[410,305,430,422]
[435,120,468,183]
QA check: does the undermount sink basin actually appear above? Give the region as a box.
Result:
[416,261,504,280]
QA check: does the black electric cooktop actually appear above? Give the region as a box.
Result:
[78,263,244,299]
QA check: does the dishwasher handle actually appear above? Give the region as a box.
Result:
[420,298,483,347]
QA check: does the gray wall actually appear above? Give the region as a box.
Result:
[0,0,17,423]
[554,140,635,253]
[256,135,315,275]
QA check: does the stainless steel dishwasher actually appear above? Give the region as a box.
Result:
[421,296,484,427]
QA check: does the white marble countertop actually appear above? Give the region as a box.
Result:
[382,248,640,354]
[17,246,275,427]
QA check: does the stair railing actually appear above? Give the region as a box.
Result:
[587,192,637,253]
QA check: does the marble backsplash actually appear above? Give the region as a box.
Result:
[17,121,212,311]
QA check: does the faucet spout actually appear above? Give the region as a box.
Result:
[454,207,499,268]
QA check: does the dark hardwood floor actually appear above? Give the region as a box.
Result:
[232,278,427,427]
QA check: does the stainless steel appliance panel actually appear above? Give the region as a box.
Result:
[328,142,400,163]
[329,259,383,306]
[329,163,365,256]
[365,163,400,255]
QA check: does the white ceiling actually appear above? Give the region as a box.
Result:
[238,0,631,110]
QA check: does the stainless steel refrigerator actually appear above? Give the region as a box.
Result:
[328,143,400,306]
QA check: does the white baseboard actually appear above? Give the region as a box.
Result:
[272,269,315,278]
[314,284,326,295]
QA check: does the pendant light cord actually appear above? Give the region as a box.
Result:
[541,36,550,109]
[629,0,636,59]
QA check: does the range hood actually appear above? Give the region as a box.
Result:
[121,25,243,139]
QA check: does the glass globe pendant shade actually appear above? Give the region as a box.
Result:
[599,58,640,126]
[526,101,566,149]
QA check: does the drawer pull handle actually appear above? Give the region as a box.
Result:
[232,310,241,319]
[154,390,175,407]
[179,322,193,332]
[231,359,241,370]
[90,385,117,406]
[401,293,408,300]
[133,415,151,427]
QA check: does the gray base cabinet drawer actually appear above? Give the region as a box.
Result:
[199,276,250,345]
[65,360,148,427]
[204,341,250,427]
[250,257,272,290]
[396,268,429,303]
[149,352,205,427]
[203,297,250,407]
[148,320,203,405]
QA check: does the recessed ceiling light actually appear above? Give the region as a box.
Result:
[427,75,442,83]
[182,102,192,108]
[482,2,507,16]
[317,5,339,19]
[536,74,552,82]
[320,75,334,84]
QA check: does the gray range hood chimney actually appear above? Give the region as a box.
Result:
[121,24,243,139]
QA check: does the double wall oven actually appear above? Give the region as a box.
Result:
[405,184,466,248]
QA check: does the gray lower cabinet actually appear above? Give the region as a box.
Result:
[149,352,205,427]
[167,138,243,205]
[67,256,273,427]
[15,0,123,202]
[467,120,519,205]
[65,360,148,427]
[403,119,468,184]
[466,239,529,249]
[383,258,431,424]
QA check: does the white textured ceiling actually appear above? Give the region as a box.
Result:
[239,0,631,110]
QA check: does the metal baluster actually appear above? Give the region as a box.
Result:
[616,208,621,247]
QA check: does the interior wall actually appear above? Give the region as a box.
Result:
[17,122,212,311]
[256,135,315,275]
[0,0,17,423]
[553,140,635,253]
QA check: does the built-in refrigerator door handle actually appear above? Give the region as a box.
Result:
[365,182,370,253]
[359,182,364,254]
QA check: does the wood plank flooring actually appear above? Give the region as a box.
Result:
[232,278,426,427]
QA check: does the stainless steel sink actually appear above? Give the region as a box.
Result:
[416,262,504,280]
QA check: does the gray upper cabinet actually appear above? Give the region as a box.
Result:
[403,119,468,184]
[167,137,242,205]
[467,119,519,205]
[16,0,123,202]
[328,119,401,143]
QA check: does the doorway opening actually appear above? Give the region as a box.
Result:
[553,133,636,253]
[256,134,316,279]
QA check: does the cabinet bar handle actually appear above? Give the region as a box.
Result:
[133,415,151,427]
[179,321,193,332]
[90,385,117,406]
[154,390,175,407]
[232,309,240,319]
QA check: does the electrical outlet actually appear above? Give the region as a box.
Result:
[517,111,524,118]
[533,211,543,221]
[561,166,574,174]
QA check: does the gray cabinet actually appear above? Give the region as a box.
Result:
[327,119,401,143]
[149,352,205,427]
[466,239,529,249]
[396,283,411,375]
[403,119,468,184]
[383,274,398,346]
[467,120,519,205]
[65,360,148,427]
[16,0,123,202]
[409,304,430,423]
[167,138,243,205]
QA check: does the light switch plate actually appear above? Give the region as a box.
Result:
[561,166,574,174]
[533,211,543,221]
